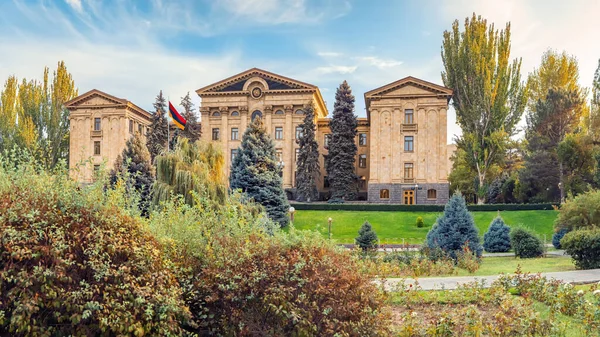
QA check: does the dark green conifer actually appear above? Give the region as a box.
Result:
[296,102,320,202]
[146,90,168,161]
[355,221,378,251]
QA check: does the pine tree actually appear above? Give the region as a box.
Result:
[355,221,378,251]
[146,90,168,162]
[110,132,155,216]
[230,117,290,227]
[426,192,483,259]
[295,102,320,202]
[180,92,200,142]
[483,215,511,253]
[326,81,358,202]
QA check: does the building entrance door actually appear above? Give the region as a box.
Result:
[404,190,415,205]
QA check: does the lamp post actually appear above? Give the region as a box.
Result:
[558,182,564,204]
[328,217,332,240]
[288,206,295,224]
[414,183,419,205]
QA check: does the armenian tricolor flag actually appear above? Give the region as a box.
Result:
[168,101,187,130]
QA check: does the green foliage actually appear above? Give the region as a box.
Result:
[326,80,358,202]
[426,193,483,259]
[552,228,569,249]
[230,117,290,227]
[416,216,424,228]
[442,13,527,204]
[557,133,594,196]
[483,215,512,252]
[355,221,378,251]
[146,90,169,161]
[560,228,600,270]
[510,227,544,258]
[555,189,600,231]
[0,155,189,336]
[179,92,200,142]
[295,102,320,202]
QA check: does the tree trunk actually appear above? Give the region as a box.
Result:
[559,161,565,204]
[476,167,486,205]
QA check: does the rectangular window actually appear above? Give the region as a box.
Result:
[276,149,283,162]
[324,176,330,188]
[231,127,239,140]
[359,154,367,168]
[295,148,300,162]
[129,119,134,134]
[94,141,101,155]
[404,136,414,152]
[275,127,283,140]
[94,118,101,131]
[428,189,437,199]
[324,134,331,148]
[358,178,366,190]
[93,164,100,181]
[138,124,143,134]
[359,133,367,146]
[404,163,414,179]
[212,128,220,141]
[231,149,238,163]
[404,109,414,124]
[295,126,302,139]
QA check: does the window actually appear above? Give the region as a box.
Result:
[212,111,221,117]
[129,119,134,133]
[231,111,240,116]
[231,127,239,140]
[276,150,283,162]
[295,126,302,139]
[324,134,331,148]
[212,128,220,141]
[138,124,143,134]
[275,109,284,115]
[251,110,262,121]
[295,148,300,162]
[359,177,366,190]
[404,163,414,179]
[275,127,283,140]
[359,154,367,168]
[324,176,330,188]
[404,136,414,152]
[94,141,101,155]
[359,133,367,146]
[404,109,414,124]
[295,109,304,114]
[427,189,437,200]
[93,164,101,181]
[380,189,390,199]
[231,149,238,163]
[94,118,101,131]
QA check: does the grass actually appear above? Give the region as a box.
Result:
[452,256,575,277]
[292,209,558,244]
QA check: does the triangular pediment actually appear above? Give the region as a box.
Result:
[65,89,126,108]
[196,68,316,94]
[365,76,452,98]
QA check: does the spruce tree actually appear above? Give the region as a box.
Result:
[483,215,512,253]
[230,117,290,227]
[355,221,378,251]
[146,90,169,162]
[326,81,358,202]
[295,102,320,202]
[180,92,201,142]
[111,132,155,216]
[426,192,483,259]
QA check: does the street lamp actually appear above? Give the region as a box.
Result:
[414,184,419,205]
[278,160,285,177]
[288,206,295,223]
[328,217,332,240]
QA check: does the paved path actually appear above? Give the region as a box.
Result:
[381,269,600,291]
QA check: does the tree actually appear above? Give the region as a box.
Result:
[146,90,169,162]
[110,132,155,216]
[441,13,527,204]
[230,117,290,227]
[295,102,320,202]
[426,192,483,259]
[355,221,378,251]
[326,81,358,202]
[180,92,200,142]
[483,215,511,253]
[510,228,544,258]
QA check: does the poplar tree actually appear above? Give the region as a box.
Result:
[442,13,527,204]
[146,90,169,162]
[295,102,320,202]
[326,81,358,202]
[180,92,200,142]
[230,117,289,227]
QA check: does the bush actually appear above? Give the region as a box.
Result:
[510,228,544,258]
[355,221,378,251]
[555,189,600,231]
[560,229,600,269]
[483,216,512,253]
[552,228,569,249]
[416,216,424,228]
[0,160,189,336]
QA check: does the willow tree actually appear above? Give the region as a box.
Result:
[153,138,226,208]
[442,13,527,204]
[295,102,320,202]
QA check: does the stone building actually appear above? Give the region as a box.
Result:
[65,89,152,183]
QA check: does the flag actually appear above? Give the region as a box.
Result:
[168,101,187,130]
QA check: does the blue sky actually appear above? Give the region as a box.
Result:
[1,0,600,143]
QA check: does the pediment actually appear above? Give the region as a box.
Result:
[196,68,316,94]
[365,76,452,98]
[65,89,126,108]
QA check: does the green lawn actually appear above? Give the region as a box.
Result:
[291,210,558,244]
[452,256,575,277]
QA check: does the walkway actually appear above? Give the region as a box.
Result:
[381,269,600,291]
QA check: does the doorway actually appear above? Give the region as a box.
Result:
[404,190,415,205]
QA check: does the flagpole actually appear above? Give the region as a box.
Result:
[167,95,170,152]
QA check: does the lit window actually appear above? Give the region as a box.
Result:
[359,133,367,146]
[94,141,101,155]
[212,128,220,141]
[380,189,390,199]
[275,127,283,140]
[231,128,239,140]
[404,163,414,179]
[231,149,238,163]
[404,136,414,152]
[427,189,437,199]
[404,109,414,124]
[295,126,302,139]
[94,118,101,131]
[359,154,367,168]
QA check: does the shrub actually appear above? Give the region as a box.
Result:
[552,228,569,249]
[355,221,378,251]
[456,244,481,273]
[416,216,424,228]
[555,189,600,231]
[561,228,600,269]
[510,228,544,258]
[0,160,189,336]
[483,215,512,252]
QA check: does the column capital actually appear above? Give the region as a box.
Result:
[264,105,273,113]
[239,105,248,113]
[284,105,293,113]
[219,106,229,112]
[199,106,210,113]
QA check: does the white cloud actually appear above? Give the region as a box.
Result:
[318,51,342,57]
[316,65,357,74]
[65,0,83,13]
[356,56,403,69]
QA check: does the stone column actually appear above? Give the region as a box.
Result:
[284,104,294,188]
[239,106,248,133]
[264,105,273,134]
[220,107,229,172]
[199,107,210,142]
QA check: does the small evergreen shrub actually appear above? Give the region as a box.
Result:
[552,228,569,249]
[416,216,424,228]
[355,221,378,251]
[510,228,544,258]
[483,216,512,253]
[560,229,600,269]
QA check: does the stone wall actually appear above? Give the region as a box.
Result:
[368,183,449,205]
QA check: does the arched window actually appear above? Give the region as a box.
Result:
[295,109,304,115]
[231,111,240,116]
[380,189,390,199]
[251,110,262,121]
[212,111,221,117]
[274,109,284,115]
[427,189,437,199]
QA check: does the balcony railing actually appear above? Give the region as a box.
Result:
[402,123,418,132]
[91,130,102,137]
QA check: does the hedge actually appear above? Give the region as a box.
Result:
[290,203,557,212]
